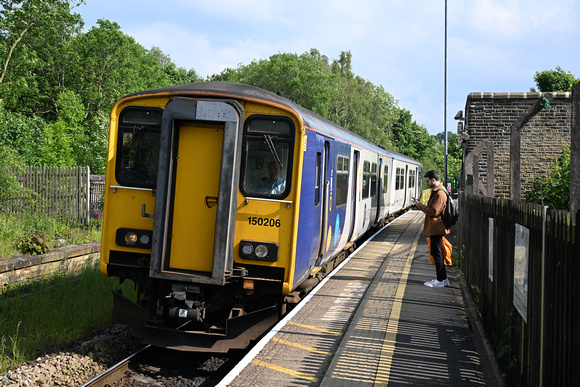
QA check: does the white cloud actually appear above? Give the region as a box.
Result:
[77,0,580,134]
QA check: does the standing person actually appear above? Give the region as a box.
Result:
[413,170,451,288]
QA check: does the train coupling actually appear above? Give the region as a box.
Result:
[111,289,279,352]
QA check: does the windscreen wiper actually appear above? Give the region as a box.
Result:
[264,134,283,167]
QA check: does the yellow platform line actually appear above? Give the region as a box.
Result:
[374,227,421,385]
[272,337,333,356]
[343,266,379,272]
[252,359,318,382]
[350,255,386,261]
[287,320,341,335]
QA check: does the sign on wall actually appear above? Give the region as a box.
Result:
[513,223,529,322]
[488,218,494,282]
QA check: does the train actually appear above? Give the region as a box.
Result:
[99,82,422,352]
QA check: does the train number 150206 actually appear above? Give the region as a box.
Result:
[247,217,281,227]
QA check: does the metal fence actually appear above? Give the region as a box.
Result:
[457,192,579,386]
[89,174,105,218]
[7,166,105,224]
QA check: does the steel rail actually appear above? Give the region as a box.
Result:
[81,345,151,387]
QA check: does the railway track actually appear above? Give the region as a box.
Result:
[82,345,152,387]
[82,342,245,386]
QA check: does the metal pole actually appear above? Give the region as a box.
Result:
[444,0,448,188]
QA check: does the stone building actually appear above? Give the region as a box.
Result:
[457,92,571,199]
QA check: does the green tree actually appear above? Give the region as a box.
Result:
[213,49,399,150]
[431,132,461,183]
[532,66,579,92]
[213,49,339,118]
[392,108,434,160]
[0,102,45,164]
[65,19,176,173]
[40,90,85,166]
[0,145,27,209]
[150,46,200,85]
[0,4,201,174]
[0,0,84,110]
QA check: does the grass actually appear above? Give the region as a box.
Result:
[0,212,102,260]
[0,211,136,374]
[0,263,138,374]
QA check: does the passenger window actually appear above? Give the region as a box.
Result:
[370,163,377,197]
[336,155,349,207]
[383,166,389,193]
[363,161,370,198]
[396,167,405,190]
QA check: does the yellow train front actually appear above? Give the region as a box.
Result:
[101,83,309,352]
[100,82,422,352]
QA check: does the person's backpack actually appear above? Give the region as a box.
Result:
[437,188,458,229]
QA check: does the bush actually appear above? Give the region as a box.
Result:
[0,146,26,209]
[1,212,102,260]
[14,230,52,255]
[524,147,570,210]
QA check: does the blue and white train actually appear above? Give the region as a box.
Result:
[99,82,422,352]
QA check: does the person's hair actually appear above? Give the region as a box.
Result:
[424,170,440,181]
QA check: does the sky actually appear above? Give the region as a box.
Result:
[76,0,580,135]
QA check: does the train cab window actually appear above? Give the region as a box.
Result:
[241,116,294,198]
[383,166,389,193]
[116,107,163,188]
[336,155,349,207]
[362,161,370,198]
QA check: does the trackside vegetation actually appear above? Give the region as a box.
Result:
[0,263,138,374]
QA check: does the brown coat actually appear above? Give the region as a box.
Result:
[416,182,450,236]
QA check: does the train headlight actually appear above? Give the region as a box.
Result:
[255,244,269,258]
[124,232,138,245]
[239,240,278,262]
[116,228,153,249]
[240,243,254,256]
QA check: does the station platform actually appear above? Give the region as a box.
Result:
[218,210,503,386]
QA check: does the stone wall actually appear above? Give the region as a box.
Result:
[462,92,571,198]
[0,243,101,290]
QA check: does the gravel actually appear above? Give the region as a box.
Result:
[0,324,144,386]
[0,324,238,387]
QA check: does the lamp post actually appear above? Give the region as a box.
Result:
[444,0,448,188]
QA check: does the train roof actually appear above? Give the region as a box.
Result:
[122,82,421,166]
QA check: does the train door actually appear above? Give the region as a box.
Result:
[374,158,383,224]
[416,165,423,199]
[404,165,409,206]
[347,150,359,242]
[369,160,378,224]
[168,122,222,272]
[316,140,330,261]
[151,98,244,285]
[383,160,391,215]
